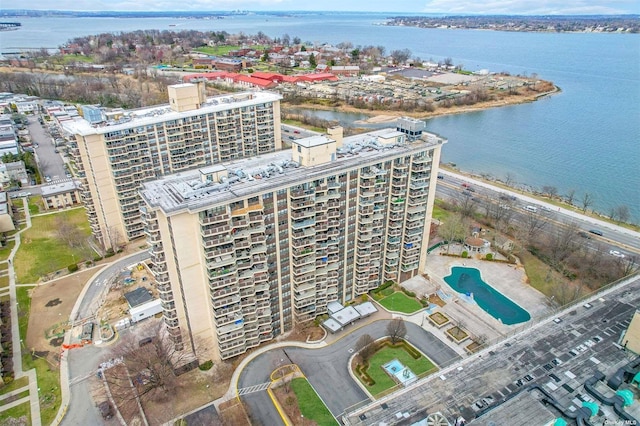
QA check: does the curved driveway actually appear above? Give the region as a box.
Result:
[238,321,461,425]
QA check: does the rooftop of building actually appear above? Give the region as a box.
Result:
[40,179,80,196]
[140,129,446,215]
[61,90,282,137]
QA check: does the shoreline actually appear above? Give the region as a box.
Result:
[284,84,562,124]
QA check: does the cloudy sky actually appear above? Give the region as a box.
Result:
[12,0,640,15]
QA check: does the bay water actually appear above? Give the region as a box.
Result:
[1,12,638,221]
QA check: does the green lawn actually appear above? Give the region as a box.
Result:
[27,196,43,215]
[364,345,437,396]
[290,378,339,426]
[0,400,31,424]
[21,356,60,426]
[0,376,29,395]
[13,208,91,283]
[62,54,94,64]
[0,240,14,261]
[378,292,422,314]
[519,250,566,297]
[432,200,450,221]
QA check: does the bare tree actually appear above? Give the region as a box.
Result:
[105,324,195,404]
[565,189,576,206]
[521,210,548,244]
[104,225,123,251]
[386,318,407,344]
[580,192,594,213]
[355,334,376,362]
[541,186,558,199]
[546,222,580,268]
[613,205,630,223]
[437,212,468,254]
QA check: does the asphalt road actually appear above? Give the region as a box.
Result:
[75,251,150,322]
[436,170,640,256]
[62,251,150,426]
[238,321,461,425]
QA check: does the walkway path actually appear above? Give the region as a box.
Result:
[5,197,42,426]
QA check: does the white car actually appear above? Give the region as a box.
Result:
[608,250,625,258]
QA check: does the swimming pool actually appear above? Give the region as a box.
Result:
[443,267,531,325]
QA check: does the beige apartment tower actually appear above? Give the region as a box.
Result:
[63,85,282,248]
[140,127,445,361]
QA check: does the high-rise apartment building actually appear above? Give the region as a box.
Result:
[63,83,282,247]
[139,127,445,361]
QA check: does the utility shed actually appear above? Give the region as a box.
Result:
[130,299,162,323]
[124,287,153,308]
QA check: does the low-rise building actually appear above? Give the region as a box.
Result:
[40,180,81,210]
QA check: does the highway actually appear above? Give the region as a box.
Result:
[437,170,640,256]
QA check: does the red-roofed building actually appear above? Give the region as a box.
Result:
[299,73,339,82]
[234,75,276,89]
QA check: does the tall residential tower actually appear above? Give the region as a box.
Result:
[140,127,445,361]
[63,83,282,248]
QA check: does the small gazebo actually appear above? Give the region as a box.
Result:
[464,236,490,254]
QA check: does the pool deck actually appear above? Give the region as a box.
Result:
[401,251,552,347]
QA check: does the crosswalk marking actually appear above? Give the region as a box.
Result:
[238,382,271,395]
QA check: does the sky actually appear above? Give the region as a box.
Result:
[8,0,640,15]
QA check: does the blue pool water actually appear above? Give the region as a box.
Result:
[443,267,531,325]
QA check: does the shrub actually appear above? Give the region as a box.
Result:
[361,294,369,302]
[198,360,213,371]
[461,251,469,258]
[420,298,429,307]
[85,260,92,266]
[485,253,493,260]
[93,256,103,262]
[67,263,78,273]
[401,288,416,297]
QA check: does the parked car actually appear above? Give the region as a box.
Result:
[608,250,625,258]
[588,229,603,236]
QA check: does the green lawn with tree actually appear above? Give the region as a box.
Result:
[13,208,92,283]
[362,345,436,396]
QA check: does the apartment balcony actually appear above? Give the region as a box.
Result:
[405,220,425,230]
[215,312,244,328]
[401,262,420,272]
[291,219,316,230]
[218,328,245,344]
[208,267,237,280]
[388,228,402,237]
[293,272,315,284]
[201,225,232,238]
[292,255,315,268]
[290,209,315,220]
[254,272,269,283]
[206,254,235,269]
[211,285,239,301]
[211,294,241,309]
[291,189,315,199]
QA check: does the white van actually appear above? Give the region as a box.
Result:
[524,205,538,213]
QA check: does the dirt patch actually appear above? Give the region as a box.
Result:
[218,399,251,426]
[25,268,98,355]
[272,385,310,426]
